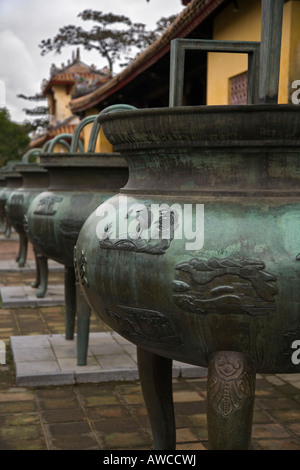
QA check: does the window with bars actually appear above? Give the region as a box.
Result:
[230,71,248,105]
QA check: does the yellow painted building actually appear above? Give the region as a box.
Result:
[207,0,300,105]
[30,50,111,152]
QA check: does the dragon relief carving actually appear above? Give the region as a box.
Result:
[104,305,182,347]
[173,257,278,316]
[99,204,178,255]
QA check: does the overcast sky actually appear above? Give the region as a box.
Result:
[0,0,184,124]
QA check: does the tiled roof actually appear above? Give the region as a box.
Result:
[70,0,225,113]
[42,60,111,95]
[29,115,80,149]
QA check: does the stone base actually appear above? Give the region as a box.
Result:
[0,284,64,308]
[10,332,208,387]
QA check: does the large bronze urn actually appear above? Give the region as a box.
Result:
[0,163,23,239]
[26,111,130,365]
[6,151,49,274]
[0,173,9,234]
[0,174,6,232]
[75,103,300,449]
[74,1,300,450]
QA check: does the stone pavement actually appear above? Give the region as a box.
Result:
[1,233,300,451]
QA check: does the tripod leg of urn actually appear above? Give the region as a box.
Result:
[207,350,256,450]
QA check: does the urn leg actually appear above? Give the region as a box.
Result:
[76,283,91,366]
[4,220,11,238]
[35,254,48,298]
[31,248,41,288]
[15,234,22,263]
[137,347,176,450]
[17,232,28,267]
[64,266,76,340]
[207,350,256,450]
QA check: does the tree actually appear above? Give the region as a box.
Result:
[0,108,30,167]
[17,92,50,135]
[39,10,178,74]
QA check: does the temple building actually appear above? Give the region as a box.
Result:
[29,48,111,150]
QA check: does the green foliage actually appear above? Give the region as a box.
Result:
[21,117,51,135]
[17,93,50,135]
[39,10,179,74]
[16,92,46,101]
[0,108,30,167]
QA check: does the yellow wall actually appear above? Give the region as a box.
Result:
[49,84,73,122]
[207,0,300,105]
[282,0,300,103]
[47,89,113,153]
[83,108,113,153]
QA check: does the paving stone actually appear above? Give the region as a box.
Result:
[89,340,128,356]
[76,369,140,384]
[101,430,150,449]
[15,360,61,375]
[57,356,100,372]
[0,438,47,450]
[96,353,137,370]
[10,335,50,348]
[12,347,55,362]
[40,408,87,424]
[0,259,63,273]
[0,401,37,414]
[45,420,92,437]
[1,284,64,307]
[251,423,291,439]
[49,434,100,450]
[16,371,76,387]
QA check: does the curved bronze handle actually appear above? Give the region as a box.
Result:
[87,104,137,153]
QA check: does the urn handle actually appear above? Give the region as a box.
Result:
[42,133,79,153]
[87,104,137,153]
[70,115,98,153]
[21,147,42,164]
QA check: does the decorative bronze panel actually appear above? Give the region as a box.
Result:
[34,196,63,216]
[173,257,277,316]
[104,305,182,346]
[208,351,255,417]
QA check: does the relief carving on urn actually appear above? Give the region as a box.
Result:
[34,195,63,216]
[74,247,89,288]
[208,351,255,418]
[98,200,184,255]
[173,257,278,316]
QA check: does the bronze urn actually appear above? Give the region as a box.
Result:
[74,1,300,450]
[6,151,49,276]
[0,162,23,240]
[26,111,130,365]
